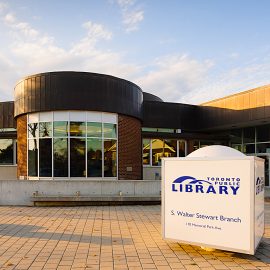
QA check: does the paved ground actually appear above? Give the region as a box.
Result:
[0,204,269,270]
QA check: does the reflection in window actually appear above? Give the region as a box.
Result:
[152,139,177,166]
[103,123,116,138]
[28,123,38,138]
[230,129,242,144]
[70,138,86,177]
[87,138,102,177]
[54,121,68,137]
[243,144,255,154]
[178,140,186,157]
[193,141,200,151]
[39,139,52,177]
[257,143,270,154]
[87,122,102,137]
[54,138,68,177]
[231,144,242,152]
[70,122,86,137]
[165,139,177,157]
[104,139,117,177]
[257,125,270,142]
[27,114,118,179]
[243,127,255,143]
[39,122,52,137]
[152,139,163,166]
[0,139,13,164]
[143,139,186,166]
[28,139,38,176]
[143,139,150,165]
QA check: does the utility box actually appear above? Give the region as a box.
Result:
[162,145,265,254]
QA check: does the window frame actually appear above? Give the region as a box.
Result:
[142,138,187,167]
[27,111,118,180]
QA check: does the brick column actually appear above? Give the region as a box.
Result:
[118,115,142,180]
[17,115,27,179]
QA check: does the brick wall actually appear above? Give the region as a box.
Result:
[118,115,142,180]
[17,115,27,179]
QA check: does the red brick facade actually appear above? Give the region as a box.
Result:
[118,115,142,180]
[17,115,27,179]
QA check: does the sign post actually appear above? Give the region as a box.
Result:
[162,146,264,254]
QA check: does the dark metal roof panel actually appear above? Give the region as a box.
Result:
[0,102,15,128]
[14,71,143,120]
[142,101,199,131]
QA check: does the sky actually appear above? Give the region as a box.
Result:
[0,0,270,104]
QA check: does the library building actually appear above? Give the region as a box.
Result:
[1,71,270,186]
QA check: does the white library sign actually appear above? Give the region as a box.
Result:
[162,146,265,254]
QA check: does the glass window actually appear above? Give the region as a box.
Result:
[39,122,52,138]
[231,144,242,152]
[87,138,102,177]
[178,140,186,157]
[143,139,186,166]
[142,127,176,133]
[28,139,38,176]
[151,139,164,166]
[27,112,118,179]
[70,122,86,137]
[243,144,255,154]
[70,138,86,177]
[158,128,175,133]
[164,139,177,158]
[243,127,255,143]
[103,123,117,138]
[143,139,151,165]
[151,139,178,166]
[28,123,38,138]
[193,140,200,151]
[142,127,158,132]
[104,139,117,177]
[54,121,68,137]
[257,143,270,154]
[87,122,102,137]
[257,125,270,143]
[0,139,13,164]
[230,129,242,144]
[54,138,68,177]
[39,139,52,177]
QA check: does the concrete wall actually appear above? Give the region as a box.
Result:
[0,166,17,180]
[0,180,161,206]
[143,167,161,180]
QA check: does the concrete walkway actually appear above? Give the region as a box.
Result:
[0,204,269,270]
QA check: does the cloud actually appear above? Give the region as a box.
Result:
[135,53,270,105]
[0,53,19,101]
[193,56,270,104]
[83,21,112,41]
[116,0,144,32]
[71,21,112,54]
[0,5,141,101]
[3,12,39,39]
[0,1,269,107]
[135,54,214,103]
[0,2,7,13]
[228,52,239,59]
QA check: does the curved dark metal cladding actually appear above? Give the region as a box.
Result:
[143,92,163,102]
[14,71,143,120]
[142,100,200,131]
[0,102,15,128]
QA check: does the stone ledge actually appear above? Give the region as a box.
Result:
[30,195,161,206]
[30,195,161,202]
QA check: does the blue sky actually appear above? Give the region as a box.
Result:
[0,0,270,104]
